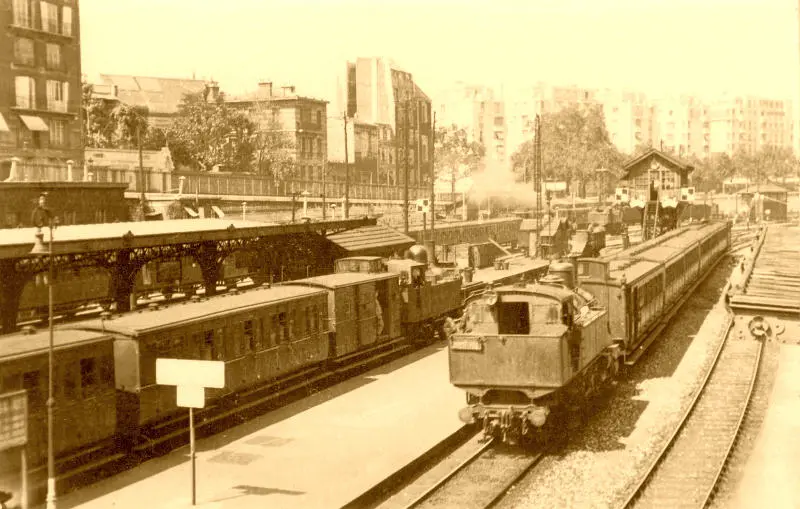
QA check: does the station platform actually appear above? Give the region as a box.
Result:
[732,343,800,509]
[51,344,463,509]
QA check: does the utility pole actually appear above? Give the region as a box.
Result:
[430,111,436,236]
[137,123,146,219]
[344,113,350,219]
[534,114,542,256]
[403,99,410,234]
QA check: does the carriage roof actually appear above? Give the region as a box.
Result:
[289,271,397,289]
[0,328,112,362]
[65,285,326,336]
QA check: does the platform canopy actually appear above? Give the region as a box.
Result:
[0,217,376,259]
[327,225,415,257]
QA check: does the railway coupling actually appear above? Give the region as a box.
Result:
[458,404,550,444]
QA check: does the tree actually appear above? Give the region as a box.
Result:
[248,101,296,178]
[82,79,165,150]
[166,91,258,172]
[434,125,485,197]
[510,105,627,196]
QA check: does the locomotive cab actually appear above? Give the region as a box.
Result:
[449,281,612,444]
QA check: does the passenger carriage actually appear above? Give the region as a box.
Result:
[0,328,116,480]
[66,284,330,436]
[286,272,402,359]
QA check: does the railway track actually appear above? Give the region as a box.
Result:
[620,314,763,509]
[395,439,543,509]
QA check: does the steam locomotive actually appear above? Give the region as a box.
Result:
[448,220,731,445]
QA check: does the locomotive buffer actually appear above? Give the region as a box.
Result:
[156,359,225,506]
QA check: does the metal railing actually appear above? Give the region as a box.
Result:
[5,161,433,202]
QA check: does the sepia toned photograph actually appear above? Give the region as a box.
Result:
[0,0,799,507]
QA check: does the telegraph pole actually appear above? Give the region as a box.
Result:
[534,114,543,254]
[403,99,410,234]
[430,111,436,235]
[344,113,350,219]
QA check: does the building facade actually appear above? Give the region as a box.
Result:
[331,57,432,187]
[446,81,796,163]
[1,0,82,179]
[435,83,507,168]
[228,82,328,181]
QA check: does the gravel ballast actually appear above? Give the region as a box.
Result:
[498,257,740,509]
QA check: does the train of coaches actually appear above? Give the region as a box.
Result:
[0,242,550,477]
[0,207,730,482]
[448,220,731,445]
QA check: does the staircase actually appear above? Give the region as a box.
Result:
[642,200,660,241]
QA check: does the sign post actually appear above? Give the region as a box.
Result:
[416,199,430,243]
[0,390,29,509]
[156,359,225,506]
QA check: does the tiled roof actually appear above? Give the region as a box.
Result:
[620,148,695,180]
[99,75,209,115]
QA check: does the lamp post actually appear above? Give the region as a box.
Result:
[30,200,55,509]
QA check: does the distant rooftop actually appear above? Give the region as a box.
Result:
[98,74,211,115]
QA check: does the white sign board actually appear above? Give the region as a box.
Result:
[156,359,225,388]
[177,385,207,409]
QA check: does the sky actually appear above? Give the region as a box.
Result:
[80,0,800,104]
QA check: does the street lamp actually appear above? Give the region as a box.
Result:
[30,200,56,509]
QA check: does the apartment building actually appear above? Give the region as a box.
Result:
[435,83,507,167]
[329,57,432,186]
[1,0,82,179]
[649,95,707,158]
[707,95,794,155]
[228,82,328,181]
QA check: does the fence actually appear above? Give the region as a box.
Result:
[5,159,433,202]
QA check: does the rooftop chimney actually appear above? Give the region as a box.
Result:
[281,85,296,97]
[258,81,273,99]
[206,81,220,103]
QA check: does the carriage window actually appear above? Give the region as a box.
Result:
[270,315,279,346]
[22,371,42,404]
[305,307,312,333]
[191,332,201,358]
[311,305,318,331]
[203,330,215,360]
[244,320,255,352]
[288,310,296,339]
[62,365,77,399]
[80,358,96,396]
[277,312,287,342]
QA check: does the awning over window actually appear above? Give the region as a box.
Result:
[211,205,225,218]
[183,206,199,218]
[19,115,49,132]
[0,113,9,132]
